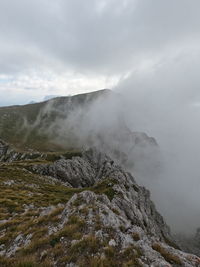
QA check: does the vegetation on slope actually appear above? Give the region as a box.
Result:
[0,90,110,151]
[0,157,124,266]
[0,149,199,266]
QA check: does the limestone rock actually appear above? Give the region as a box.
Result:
[0,147,200,266]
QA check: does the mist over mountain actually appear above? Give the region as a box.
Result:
[1,87,199,237]
[0,89,200,265]
[1,0,200,265]
[0,89,159,176]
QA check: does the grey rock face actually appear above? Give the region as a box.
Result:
[31,151,174,241]
[38,149,199,265]
[0,140,9,160]
[1,145,200,265]
[24,149,185,245]
[21,149,170,244]
[30,148,114,187]
[53,189,200,266]
[0,139,43,162]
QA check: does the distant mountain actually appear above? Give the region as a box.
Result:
[0,89,159,177]
[0,89,153,146]
[43,95,61,101]
[0,89,111,151]
[28,100,36,104]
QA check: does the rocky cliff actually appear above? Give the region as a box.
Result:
[0,142,199,266]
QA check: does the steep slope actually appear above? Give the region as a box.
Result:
[0,89,159,179]
[0,89,112,151]
[0,147,199,266]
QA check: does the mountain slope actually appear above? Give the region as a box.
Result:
[0,89,113,151]
[1,90,195,265]
[0,147,199,266]
[0,89,159,180]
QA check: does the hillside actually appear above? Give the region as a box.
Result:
[0,143,199,266]
[0,90,112,151]
[0,90,198,266]
[0,89,159,176]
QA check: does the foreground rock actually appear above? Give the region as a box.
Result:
[0,148,199,266]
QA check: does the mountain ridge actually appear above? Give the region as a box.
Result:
[0,89,159,178]
[1,89,198,266]
[0,89,114,151]
[0,146,199,266]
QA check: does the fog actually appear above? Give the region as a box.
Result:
[114,55,200,234]
[28,77,200,235]
[20,60,200,235]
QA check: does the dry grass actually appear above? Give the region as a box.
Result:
[0,158,133,266]
[61,235,101,264]
[152,243,182,265]
[132,232,140,241]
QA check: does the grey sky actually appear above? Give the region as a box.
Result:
[1,0,200,105]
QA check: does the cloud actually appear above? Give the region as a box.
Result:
[115,49,200,234]
[1,0,200,76]
[0,0,200,105]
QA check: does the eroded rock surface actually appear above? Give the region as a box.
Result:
[0,148,199,266]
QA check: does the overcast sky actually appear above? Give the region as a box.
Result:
[0,0,200,106]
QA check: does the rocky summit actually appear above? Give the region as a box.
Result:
[0,140,199,266]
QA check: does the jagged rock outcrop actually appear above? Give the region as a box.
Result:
[4,148,197,266]
[0,139,81,163]
[31,149,171,238]
[0,139,41,162]
[0,140,8,158]
[54,190,200,266]
[0,147,199,266]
